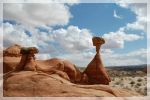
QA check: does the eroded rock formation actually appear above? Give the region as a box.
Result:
[36,58,82,83]
[3,42,142,97]
[83,37,111,85]
[3,44,21,57]
[4,46,82,83]
[3,44,21,73]
[3,37,111,85]
[15,47,38,71]
[3,71,141,97]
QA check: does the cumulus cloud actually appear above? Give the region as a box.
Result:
[50,25,93,53]
[113,10,122,19]
[3,3,72,27]
[3,22,60,55]
[126,4,147,31]
[3,22,93,54]
[3,21,145,66]
[3,0,80,3]
[56,50,96,67]
[0,3,2,20]
[3,22,38,48]
[56,48,147,67]
[102,28,143,48]
[102,48,147,66]
[3,2,147,67]
[35,54,51,60]
[115,1,147,32]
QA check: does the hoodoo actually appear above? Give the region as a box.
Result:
[83,37,111,85]
[15,47,39,71]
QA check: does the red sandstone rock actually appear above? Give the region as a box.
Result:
[15,47,39,71]
[3,45,82,83]
[37,58,82,83]
[3,71,141,97]
[3,44,21,73]
[83,37,111,85]
[3,57,20,73]
[3,44,142,97]
[3,44,21,57]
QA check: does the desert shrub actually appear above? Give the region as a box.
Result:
[130,81,135,84]
[121,78,123,81]
[115,82,120,85]
[136,83,141,86]
[111,77,115,81]
[137,78,142,82]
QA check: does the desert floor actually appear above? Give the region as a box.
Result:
[110,76,147,95]
[79,67,147,96]
[107,68,147,96]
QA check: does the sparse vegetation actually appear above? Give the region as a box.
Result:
[107,67,147,96]
[137,78,142,82]
[130,81,135,84]
[78,66,147,96]
[136,83,142,86]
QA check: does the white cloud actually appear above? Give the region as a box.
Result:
[56,48,147,67]
[50,25,93,53]
[102,27,143,48]
[3,0,80,3]
[3,22,93,66]
[101,49,114,54]
[3,22,93,54]
[0,3,2,20]
[3,22,59,54]
[4,3,72,28]
[57,51,95,67]
[35,54,51,60]
[102,48,147,66]
[115,2,147,32]
[113,10,122,19]
[3,22,145,66]
[3,2,147,67]
[126,4,147,31]
[3,22,37,48]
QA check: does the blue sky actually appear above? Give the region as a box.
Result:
[68,3,147,53]
[3,3,147,66]
[69,3,136,34]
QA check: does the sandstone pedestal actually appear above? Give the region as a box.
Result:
[15,47,39,71]
[83,37,111,85]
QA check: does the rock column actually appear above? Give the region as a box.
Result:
[15,47,38,71]
[83,37,111,85]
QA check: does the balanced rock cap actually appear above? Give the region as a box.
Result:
[20,47,39,54]
[92,37,105,46]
